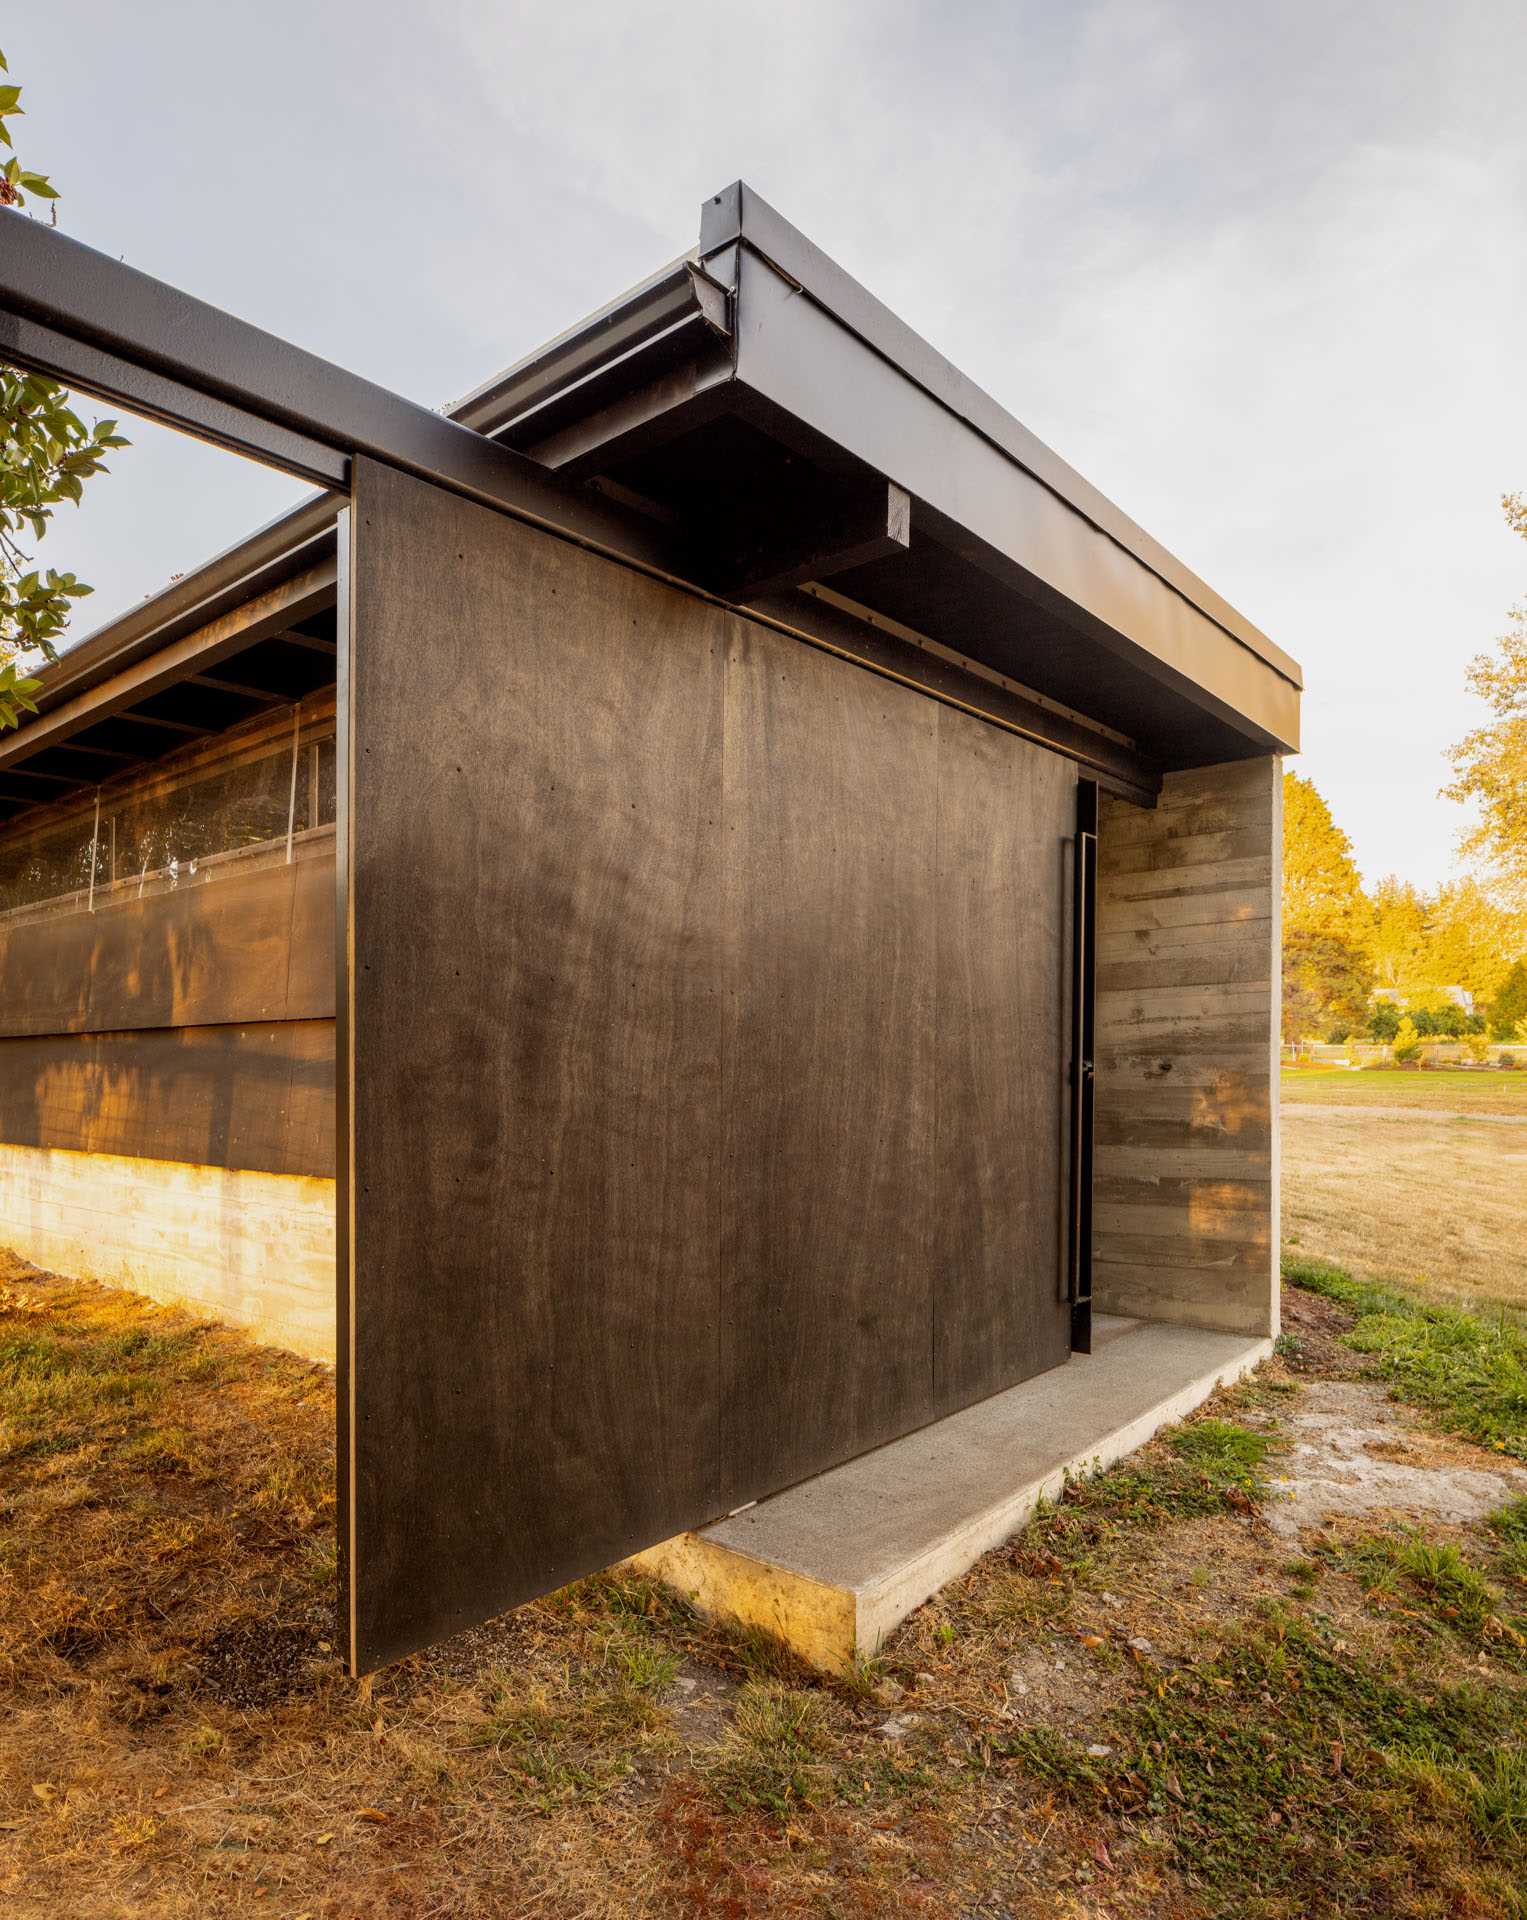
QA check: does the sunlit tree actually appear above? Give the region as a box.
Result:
[0,48,128,728]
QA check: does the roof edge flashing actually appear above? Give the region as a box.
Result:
[700,180,1301,696]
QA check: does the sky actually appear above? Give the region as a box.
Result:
[7,0,1525,891]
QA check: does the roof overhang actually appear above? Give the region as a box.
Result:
[0,180,1299,820]
[474,183,1300,768]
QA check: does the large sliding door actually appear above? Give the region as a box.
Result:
[341,459,1075,1673]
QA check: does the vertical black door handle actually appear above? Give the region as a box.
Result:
[1068,780,1098,1353]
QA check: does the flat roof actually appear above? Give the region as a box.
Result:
[0,182,1300,823]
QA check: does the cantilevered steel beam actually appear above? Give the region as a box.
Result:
[0,211,687,579]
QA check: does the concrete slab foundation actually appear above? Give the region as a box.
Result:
[0,1143,337,1362]
[631,1316,1272,1670]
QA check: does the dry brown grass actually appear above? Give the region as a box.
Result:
[2,1254,1525,1918]
[1282,1105,1527,1314]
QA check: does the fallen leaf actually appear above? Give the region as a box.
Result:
[315,1833,333,1847]
[355,1807,389,1824]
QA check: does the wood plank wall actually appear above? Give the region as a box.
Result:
[1092,756,1281,1337]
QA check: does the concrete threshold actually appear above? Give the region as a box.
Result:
[631,1316,1272,1671]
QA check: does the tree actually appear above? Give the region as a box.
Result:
[1420,877,1524,1004]
[1368,1000,1402,1042]
[1282,928,1374,1047]
[1392,1016,1423,1063]
[1281,772,1374,1044]
[1444,493,1527,906]
[1368,876,1429,990]
[0,48,127,728]
[1489,958,1527,1041]
[1283,771,1371,947]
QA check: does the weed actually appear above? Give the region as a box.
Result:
[469,1665,666,1808]
[837,1651,887,1701]
[605,1635,680,1695]
[1331,1531,1526,1654]
[184,1722,225,1760]
[1490,1496,1527,1545]
[298,1535,338,1592]
[1167,1416,1274,1488]
[1284,1257,1527,1459]
[708,1683,837,1813]
[990,1725,1116,1796]
[1385,1742,1527,1850]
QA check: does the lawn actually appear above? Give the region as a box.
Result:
[1282,1070,1527,1317]
[1282,1065,1527,1115]
[2,1251,1525,1919]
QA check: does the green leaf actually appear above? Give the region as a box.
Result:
[19,171,57,198]
[0,85,22,112]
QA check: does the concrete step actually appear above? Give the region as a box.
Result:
[631,1316,1272,1670]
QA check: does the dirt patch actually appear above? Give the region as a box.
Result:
[1276,1284,1366,1377]
[195,1608,333,1709]
[1263,1379,1527,1539]
[996,1636,1118,1732]
[663,1656,739,1746]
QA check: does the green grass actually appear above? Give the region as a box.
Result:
[1166,1415,1275,1486]
[469,1655,671,1808]
[1124,1611,1526,1907]
[707,1683,839,1814]
[980,1604,1526,1912]
[0,1323,206,1463]
[1284,1257,1527,1460]
[1281,1065,1527,1113]
[1487,1498,1527,1586]
[1329,1531,1527,1655]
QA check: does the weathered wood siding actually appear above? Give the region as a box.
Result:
[1093,756,1281,1337]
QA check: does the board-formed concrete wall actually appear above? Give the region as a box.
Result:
[1093,756,1281,1338]
[0,1143,335,1360]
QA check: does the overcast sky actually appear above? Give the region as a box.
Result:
[9,1,1525,890]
